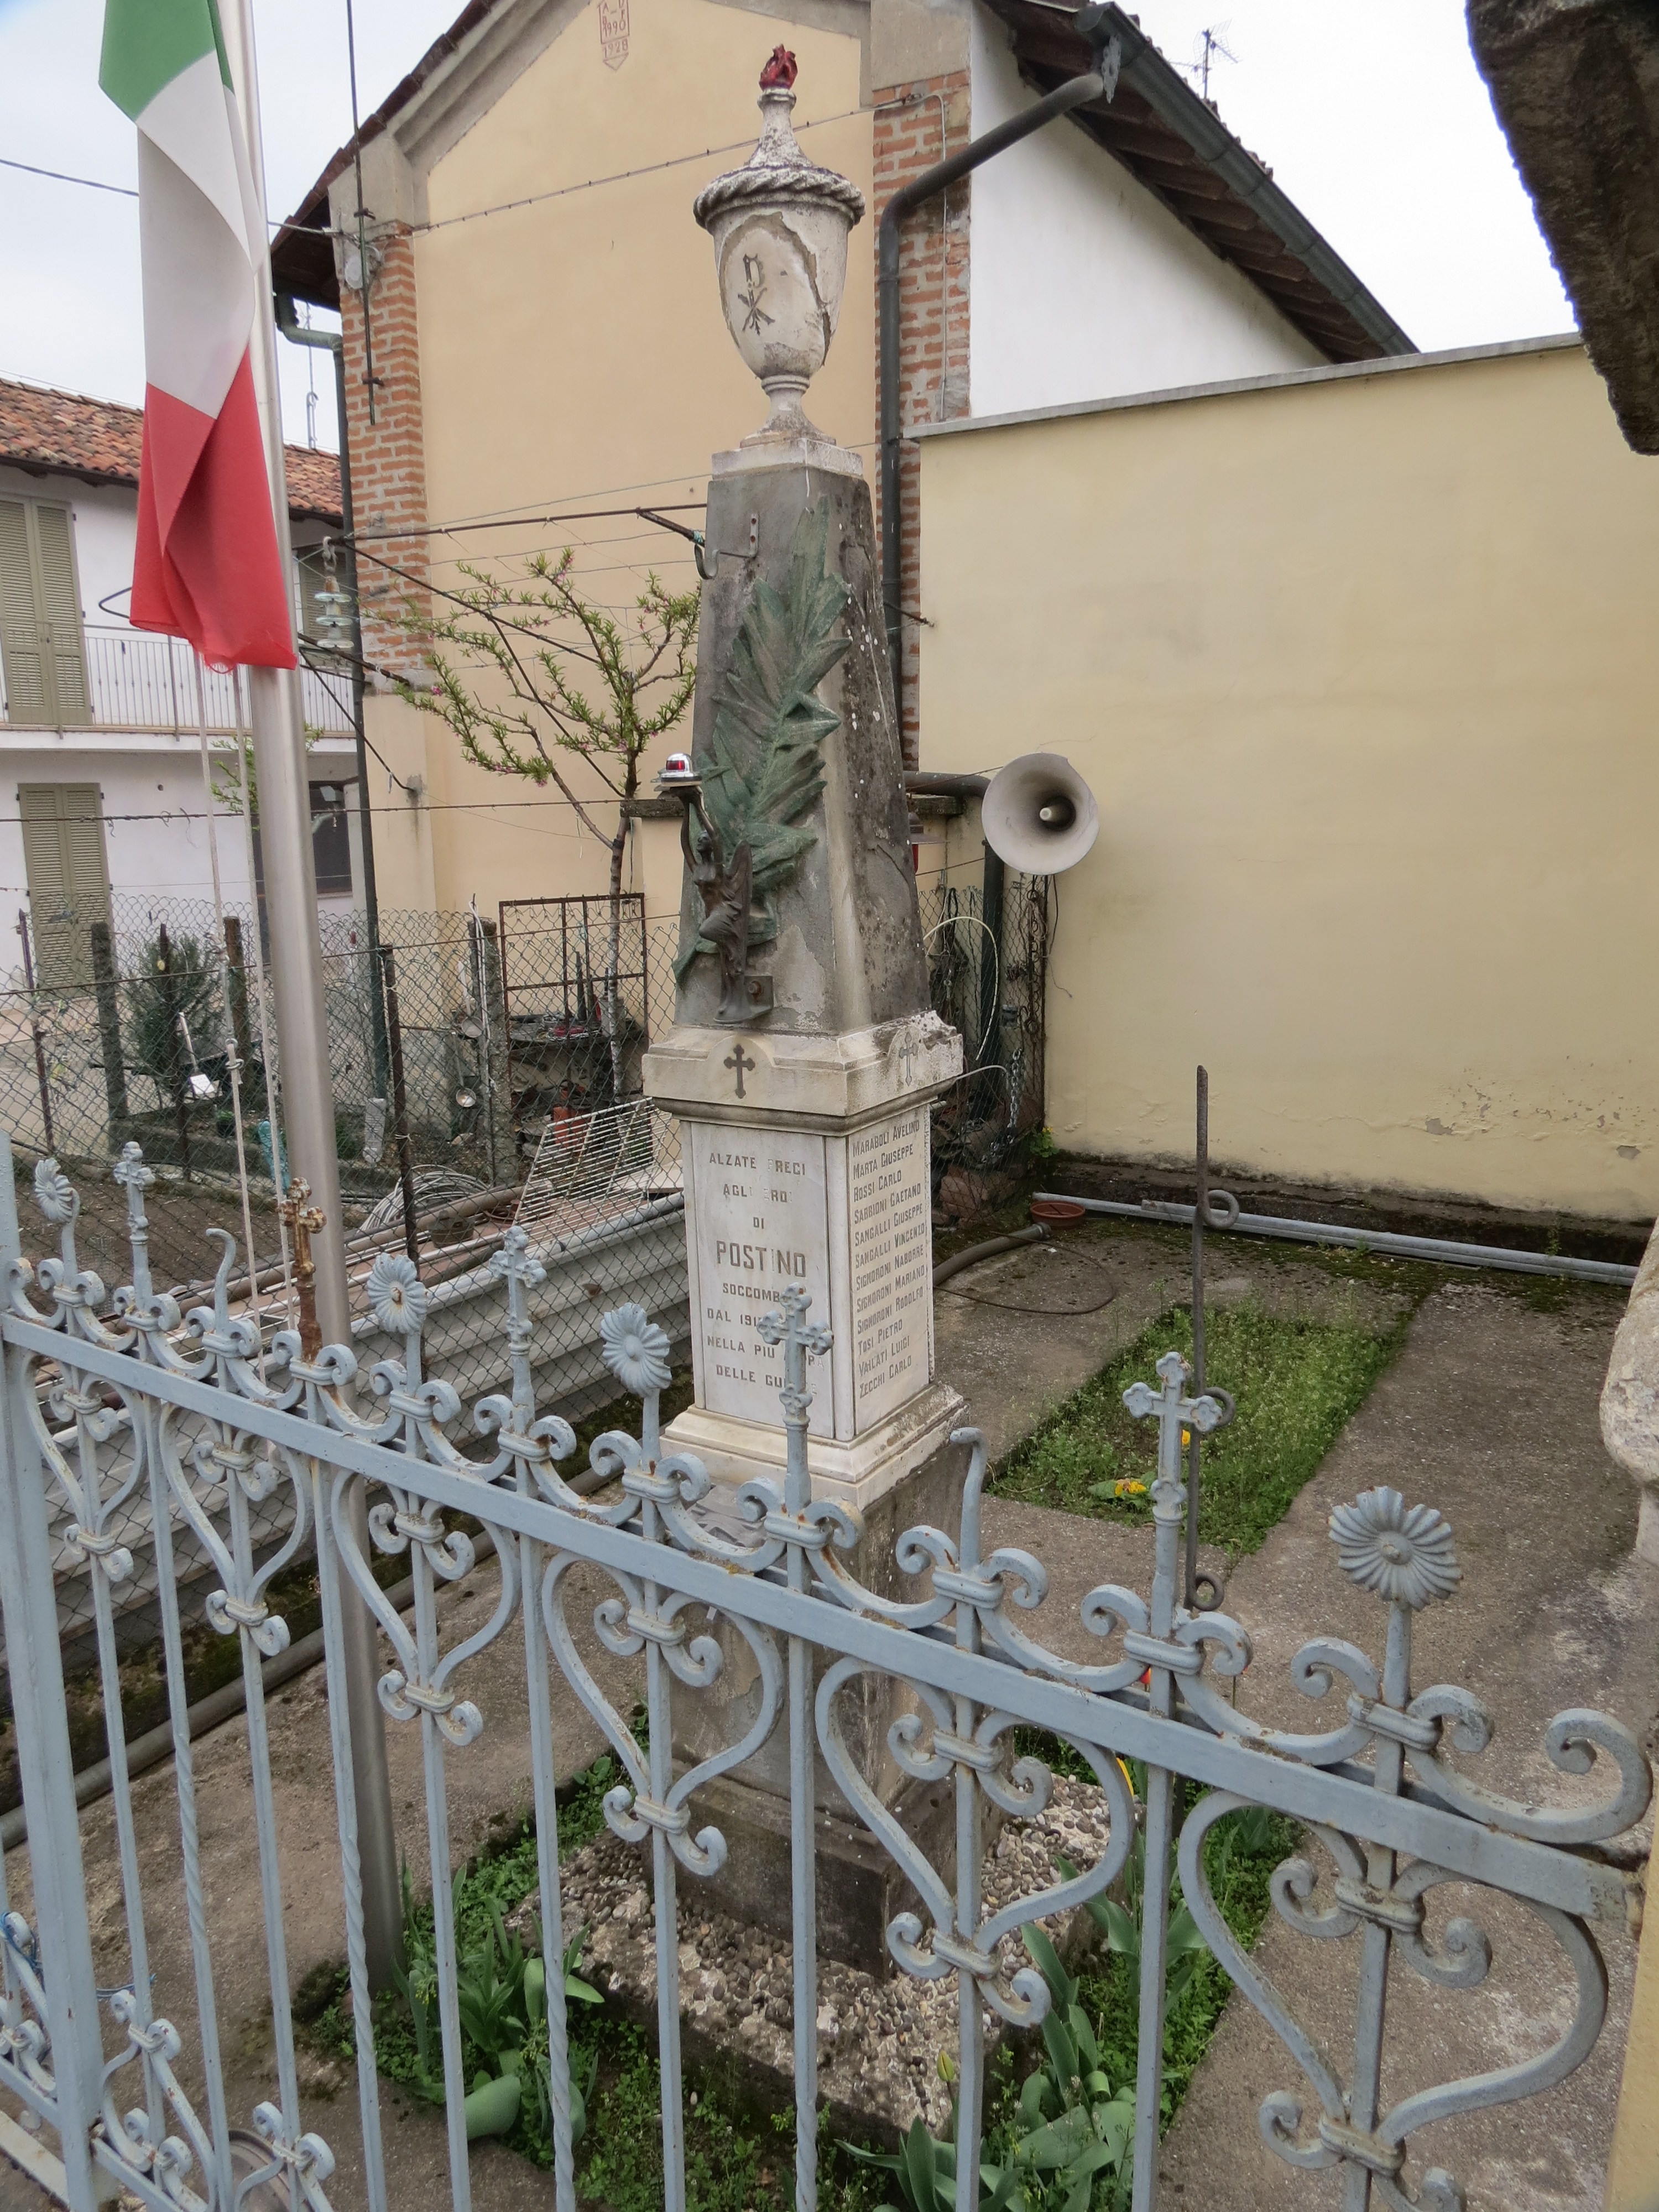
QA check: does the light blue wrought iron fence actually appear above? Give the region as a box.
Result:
[0,1134,1647,2212]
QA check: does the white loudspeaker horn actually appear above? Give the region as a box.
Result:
[982,752,1099,875]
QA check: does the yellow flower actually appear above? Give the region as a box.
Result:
[1114,1478,1147,1499]
[1181,1428,1191,1446]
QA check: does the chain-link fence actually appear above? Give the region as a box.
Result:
[1,889,688,1660]
[3,867,1046,1658]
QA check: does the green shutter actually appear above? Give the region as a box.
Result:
[32,503,87,721]
[0,500,46,719]
[19,784,111,989]
[0,498,87,727]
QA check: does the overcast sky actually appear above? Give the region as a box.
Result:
[0,0,1572,459]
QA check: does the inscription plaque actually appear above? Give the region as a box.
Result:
[692,1126,832,1433]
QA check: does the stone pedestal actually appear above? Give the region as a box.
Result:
[652,1017,964,1508]
[673,1430,975,1976]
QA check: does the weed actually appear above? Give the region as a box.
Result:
[993,1299,1407,1558]
[578,2025,789,2211]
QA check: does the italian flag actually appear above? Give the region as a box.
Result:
[101,0,296,669]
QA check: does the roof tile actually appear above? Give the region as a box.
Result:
[0,377,342,522]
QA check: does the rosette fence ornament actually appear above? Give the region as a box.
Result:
[0,1139,1647,2212]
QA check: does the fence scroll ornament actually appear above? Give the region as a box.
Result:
[0,1148,1647,2212]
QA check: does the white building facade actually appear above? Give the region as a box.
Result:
[0,380,362,987]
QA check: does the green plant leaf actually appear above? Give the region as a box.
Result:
[1014,2105,1095,2171]
[1021,1922,1077,2009]
[1041,2006,1079,2094]
[900,2115,938,2209]
[1088,1895,1141,1961]
[1019,2070,1056,2130]
[1092,2086,1136,2165]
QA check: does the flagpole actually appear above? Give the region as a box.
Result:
[219,0,402,1991]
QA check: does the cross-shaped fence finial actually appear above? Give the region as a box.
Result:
[112,1142,154,1305]
[758,1285,832,1509]
[1124,1350,1224,1507]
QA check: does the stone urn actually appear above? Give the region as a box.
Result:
[693,48,865,439]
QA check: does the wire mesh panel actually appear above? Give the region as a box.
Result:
[498,894,657,1131]
[917,865,1051,1198]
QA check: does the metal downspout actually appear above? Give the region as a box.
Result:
[879,19,1120,753]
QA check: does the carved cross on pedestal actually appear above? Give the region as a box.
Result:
[276,1177,327,1357]
[724,1042,757,1099]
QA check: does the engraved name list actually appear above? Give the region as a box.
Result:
[849,1108,931,1426]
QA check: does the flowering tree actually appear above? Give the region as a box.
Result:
[399,552,698,1100]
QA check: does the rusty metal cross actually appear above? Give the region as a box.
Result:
[276,1176,327,1357]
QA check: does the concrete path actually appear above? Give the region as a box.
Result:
[1155,1282,1656,2212]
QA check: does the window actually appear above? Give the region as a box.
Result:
[0,498,88,726]
[19,784,111,988]
[310,781,354,896]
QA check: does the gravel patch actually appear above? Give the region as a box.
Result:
[517,1771,1123,2138]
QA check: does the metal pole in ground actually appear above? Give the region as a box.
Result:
[90,919,128,1133]
[379,945,420,1264]
[16,911,54,1155]
[156,921,192,1179]
[220,0,399,1987]
[1185,1065,1207,1611]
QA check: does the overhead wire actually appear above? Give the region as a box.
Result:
[0,154,138,199]
[401,107,865,236]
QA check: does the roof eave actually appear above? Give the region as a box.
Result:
[984,0,1414,364]
[272,0,504,311]
[0,457,140,494]
[1109,9,1414,358]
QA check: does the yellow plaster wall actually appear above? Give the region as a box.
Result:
[395,0,873,915]
[360,695,437,915]
[916,341,1659,1219]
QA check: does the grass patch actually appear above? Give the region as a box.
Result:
[993,1297,1408,1558]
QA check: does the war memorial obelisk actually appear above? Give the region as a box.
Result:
[646,50,964,1512]
[641,51,968,1965]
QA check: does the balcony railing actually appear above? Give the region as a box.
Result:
[1,626,354,737]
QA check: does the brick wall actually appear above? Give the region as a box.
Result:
[872,72,972,768]
[338,224,430,684]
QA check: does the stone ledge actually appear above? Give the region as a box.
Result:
[664,1379,968,1509]
[644,1011,962,1129]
